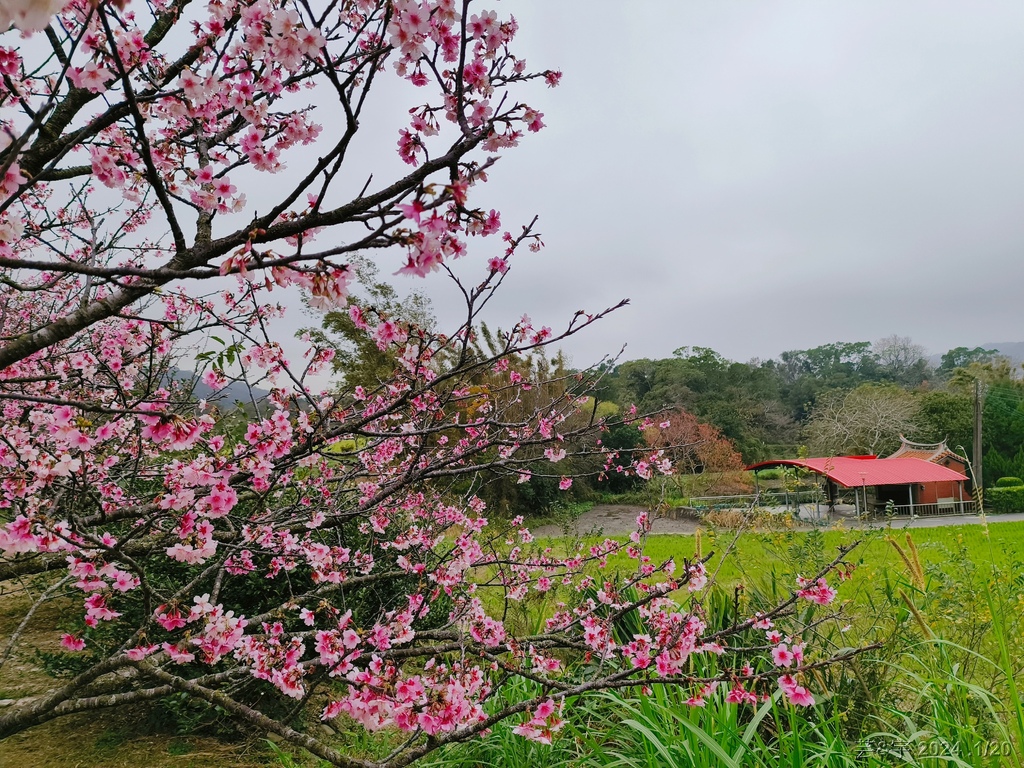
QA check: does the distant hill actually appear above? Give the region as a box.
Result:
[195,377,270,406]
[982,342,1024,366]
[168,368,270,408]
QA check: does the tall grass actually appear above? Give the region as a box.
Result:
[413,631,1023,768]
[860,639,1020,768]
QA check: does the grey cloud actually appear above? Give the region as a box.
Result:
[269,1,1024,371]
[438,0,1024,366]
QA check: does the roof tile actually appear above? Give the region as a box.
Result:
[747,456,968,488]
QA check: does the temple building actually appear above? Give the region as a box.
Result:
[747,439,975,517]
[887,436,969,475]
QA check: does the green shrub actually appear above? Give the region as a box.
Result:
[987,484,1024,513]
[996,476,1024,488]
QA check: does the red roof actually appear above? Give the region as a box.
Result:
[746,456,968,488]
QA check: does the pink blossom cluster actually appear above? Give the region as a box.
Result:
[512,698,564,745]
[796,575,839,605]
[324,657,490,736]
[778,674,815,706]
[0,0,68,33]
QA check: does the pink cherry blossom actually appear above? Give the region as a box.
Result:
[797,576,838,605]
[60,634,86,652]
[0,0,67,33]
[68,62,114,94]
[778,675,815,706]
[544,447,567,463]
[772,643,795,668]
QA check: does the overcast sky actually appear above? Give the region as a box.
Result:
[381,0,1024,369]
[254,1,1024,372]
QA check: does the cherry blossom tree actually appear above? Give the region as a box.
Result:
[806,384,921,457]
[641,407,749,500]
[0,1,865,763]
[644,408,744,477]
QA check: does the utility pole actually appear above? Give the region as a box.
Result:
[974,379,983,496]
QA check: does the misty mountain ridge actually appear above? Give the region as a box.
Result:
[979,342,1024,366]
[168,368,270,407]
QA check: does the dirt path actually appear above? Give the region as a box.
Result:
[531,504,702,538]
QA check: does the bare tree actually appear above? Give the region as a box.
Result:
[806,384,921,456]
[873,335,929,385]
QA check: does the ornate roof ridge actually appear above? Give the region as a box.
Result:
[895,434,948,451]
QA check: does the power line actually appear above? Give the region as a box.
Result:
[984,400,1024,423]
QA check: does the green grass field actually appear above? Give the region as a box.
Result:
[546,519,1024,590]
[644,519,1024,585]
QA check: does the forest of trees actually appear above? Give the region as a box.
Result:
[601,339,1023,485]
